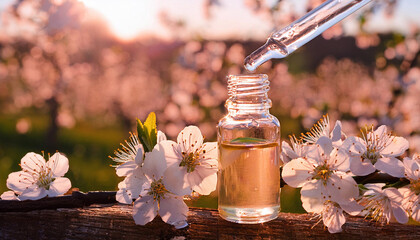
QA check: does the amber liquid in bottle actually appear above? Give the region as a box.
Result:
[218,141,280,223]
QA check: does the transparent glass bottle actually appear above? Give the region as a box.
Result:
[217,74,281,224]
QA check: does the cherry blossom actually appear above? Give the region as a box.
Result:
[282,136,359,208]
[300,115,344,147]
[159,126,218,196]
[398,154,420,222]
[280,135,309,164]
[110,132,144,178]
[342,125,408,177]
[115,166,147,204]
[132,144,188,229]
[5,152,71,200]
[309,200,363,233]
[359,183,408,224]
[114,131,166,204]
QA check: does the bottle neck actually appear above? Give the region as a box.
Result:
[225,74,272,116]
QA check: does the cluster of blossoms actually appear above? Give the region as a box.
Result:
[281,115,419,233]
[110,113,218,228]
[1,152,71,201]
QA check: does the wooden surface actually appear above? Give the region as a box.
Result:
[0,191,117,212]
[1,198,420,240]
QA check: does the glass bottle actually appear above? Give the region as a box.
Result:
[217,74,281,224]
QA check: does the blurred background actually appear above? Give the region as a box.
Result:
[0,0,419,212]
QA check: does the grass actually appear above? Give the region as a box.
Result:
[0,112,124,193]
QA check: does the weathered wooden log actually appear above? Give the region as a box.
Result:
[1,193,419,240]
[0,191,117,212]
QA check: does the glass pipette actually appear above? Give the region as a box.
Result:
[244,0,373,72]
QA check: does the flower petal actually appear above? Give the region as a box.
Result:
[403,157,420,180]
[47,177,71,197]
[159,140,181,169]
[47,152,69,177]
[374,157,405,178]
[6,171,34,192]
[157,130,167,143]
[188,166,217,195]
[383,188,404,205]
[330,120,342,143]
[281,141,297,163]
[411,198,420,222]
[134,147,144,165]
[0,191,19,200]
[116,161,137,177]
[300,180,324,213]
[326,173,359,204]
[124,168,147,197]
[133,195,158,225]
[201,142,218,161]
[390,203,408,224]
[159,195,189,229]
[177,126,203,153]
[364,183,385,192]
[282,158,315,188]
[340,200,364,216]
[323,203,346,234]
[20,152,46,173]
[316,136,333,156]
[349,156,375,176]
[381,136,409,157]
[306,144,327,166]
[143,144,167,179]
[116,189,132,204]
[373,125,387,136]
[163,166,191,196]
[19,186,48,201]
[341,137,366,157]
[328,148,350,172]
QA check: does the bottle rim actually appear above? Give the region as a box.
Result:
[227,74,268,81]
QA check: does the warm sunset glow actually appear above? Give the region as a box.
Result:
[79,0,161,40]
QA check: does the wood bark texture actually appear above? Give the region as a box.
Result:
[1,203,420,239]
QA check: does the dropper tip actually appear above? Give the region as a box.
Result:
[243,38,288,72]
[244,56,257,72]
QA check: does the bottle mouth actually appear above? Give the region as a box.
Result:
[227,74,269,97]
[226,74,271,111]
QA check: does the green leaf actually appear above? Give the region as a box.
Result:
[230,137,267,144]
[358,184,368,191]
[382,179,410,189]
[137,112,158,152]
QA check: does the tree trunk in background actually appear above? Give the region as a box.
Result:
[113,101,133,133]
[46,96,59,152]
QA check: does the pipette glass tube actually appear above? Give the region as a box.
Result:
[244,0,372,72]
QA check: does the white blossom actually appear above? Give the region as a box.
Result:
[342,125,408,177]
[110,132,144,177]
[116,166,147,204]
[114,131,166,204]
[359,183,408,224]
[159,126,218,196]
[281,135,309,164]
[132,144,188,229]
[6,152,71,200]
[300,115,344,147]
[399,154,420,222]
[310,200,362,233]
[282,136,359,210]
